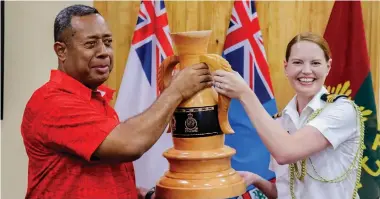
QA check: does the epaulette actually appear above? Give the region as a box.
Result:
[321,93,348,103]
[272,112,282,119]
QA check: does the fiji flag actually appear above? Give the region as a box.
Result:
[223,1,278,198]
[114,0,174,189]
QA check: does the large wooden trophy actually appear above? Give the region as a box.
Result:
[156,30,246,199]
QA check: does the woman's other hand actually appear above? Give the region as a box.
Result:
[237,171,262,187]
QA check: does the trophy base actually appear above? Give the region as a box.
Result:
[155,169,246,199]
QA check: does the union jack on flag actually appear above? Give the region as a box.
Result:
[223,1,277,198]
[131,0,174,96]
[114,0,174,190]
[223,0,274,103]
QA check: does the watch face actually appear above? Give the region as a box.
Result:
[145,188,155,199]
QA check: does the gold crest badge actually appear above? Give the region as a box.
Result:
[185,113,198,133]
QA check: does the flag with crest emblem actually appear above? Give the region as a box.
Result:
[323,1,379,198]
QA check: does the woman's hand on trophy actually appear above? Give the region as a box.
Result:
[237,171,262,187]
[168,63,213,100]
[212,70,250,100]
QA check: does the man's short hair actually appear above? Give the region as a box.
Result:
[54,4,100,42]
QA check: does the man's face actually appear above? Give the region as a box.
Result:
[60,14,113,89]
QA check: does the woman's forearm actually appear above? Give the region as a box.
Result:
[239,89,294,163]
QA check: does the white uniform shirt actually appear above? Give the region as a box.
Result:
[269,87,361,199]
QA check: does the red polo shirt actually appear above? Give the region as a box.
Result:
[21,70,138,199]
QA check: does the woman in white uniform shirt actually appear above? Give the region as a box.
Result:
[213,32,364,199]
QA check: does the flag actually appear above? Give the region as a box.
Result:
[114,0,174,189]
[222,1,277,198]
[323,1,379,198]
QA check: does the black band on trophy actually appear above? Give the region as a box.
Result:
[171,105,222,138]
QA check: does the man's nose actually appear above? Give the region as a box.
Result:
[96,42,109,58]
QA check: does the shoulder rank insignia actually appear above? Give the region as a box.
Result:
[272,112,282,119]
[321,93,348,103]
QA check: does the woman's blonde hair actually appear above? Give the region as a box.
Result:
[285,32,332,62]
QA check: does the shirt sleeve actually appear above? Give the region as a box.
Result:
[306,99,358,149]
[268,155,275,171]
[37,97,119,162]
[269,118,283,172]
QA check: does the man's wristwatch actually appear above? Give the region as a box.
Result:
[145,187,156,199]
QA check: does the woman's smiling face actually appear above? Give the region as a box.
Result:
[284,40,331,98]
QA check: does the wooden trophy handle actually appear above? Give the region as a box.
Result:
[158,55,180,133]
[200,54,234,134]
[158,55,180,92]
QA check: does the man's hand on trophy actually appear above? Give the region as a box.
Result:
[168,63,213,100]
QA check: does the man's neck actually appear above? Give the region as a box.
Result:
[57,65,99,91]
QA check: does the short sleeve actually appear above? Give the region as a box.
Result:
[269,155,275,171]
[269,118,284,172]
[37,97,119,162]
[306,99,358,149]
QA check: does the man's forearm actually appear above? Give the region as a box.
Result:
[120,87,182,154]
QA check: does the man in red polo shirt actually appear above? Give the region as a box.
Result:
[21,4,212,199]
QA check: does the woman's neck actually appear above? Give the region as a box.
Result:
[296,95,314,114]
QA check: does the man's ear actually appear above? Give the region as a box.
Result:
[54,42,67,62]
